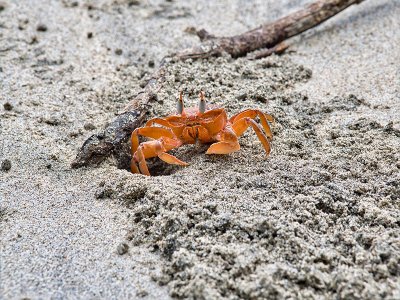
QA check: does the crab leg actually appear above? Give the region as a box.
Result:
[230,109,274,139]
[232,118,271,155]
[145,118,173,128]
[230,109,274,123]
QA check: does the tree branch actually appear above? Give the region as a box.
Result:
[175,0,365,59]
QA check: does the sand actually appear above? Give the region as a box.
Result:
[1,0,399,299]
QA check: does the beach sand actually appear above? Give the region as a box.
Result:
[1,0,399,299]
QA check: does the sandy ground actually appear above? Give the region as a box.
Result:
[1,0,399,299]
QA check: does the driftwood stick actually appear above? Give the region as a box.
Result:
[175,0,365,60]
[72,0,365,168]
[71,68,166,168]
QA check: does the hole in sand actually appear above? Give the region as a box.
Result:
[147,158,181,176]
[146,145,208,176]
[118,143,211,176]
[116,155,180,176]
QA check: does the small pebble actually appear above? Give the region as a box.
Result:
[128,0,141,6]
[236,92,247,101]
[84,123,96,130]
[18,19,29,31]
[3,102,13,111]
[42,117,61,126]
[68,131,81,138]
[115,48,123,55]
[87,32,93,39]
[1,159,11,171]
[148,60,155,68]
[125,232,134,241]
[36,24,47,32]
[136,289,149,297]
[117,243,129,255]
[30,36,38,44]
[50,154,58,161]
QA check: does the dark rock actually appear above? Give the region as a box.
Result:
[3,102,13,111]
[117,243,129,255]
[36,24,48,32]
[1,159,11,171]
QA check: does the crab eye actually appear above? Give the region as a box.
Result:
[177,91,184,114]
[199,91,206,113]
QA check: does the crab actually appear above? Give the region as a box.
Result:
[130,91,274,175]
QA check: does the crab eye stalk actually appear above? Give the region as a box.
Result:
[177,91,185,115]
[199,91,206,113]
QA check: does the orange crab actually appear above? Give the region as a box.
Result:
[130,91,274,175]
